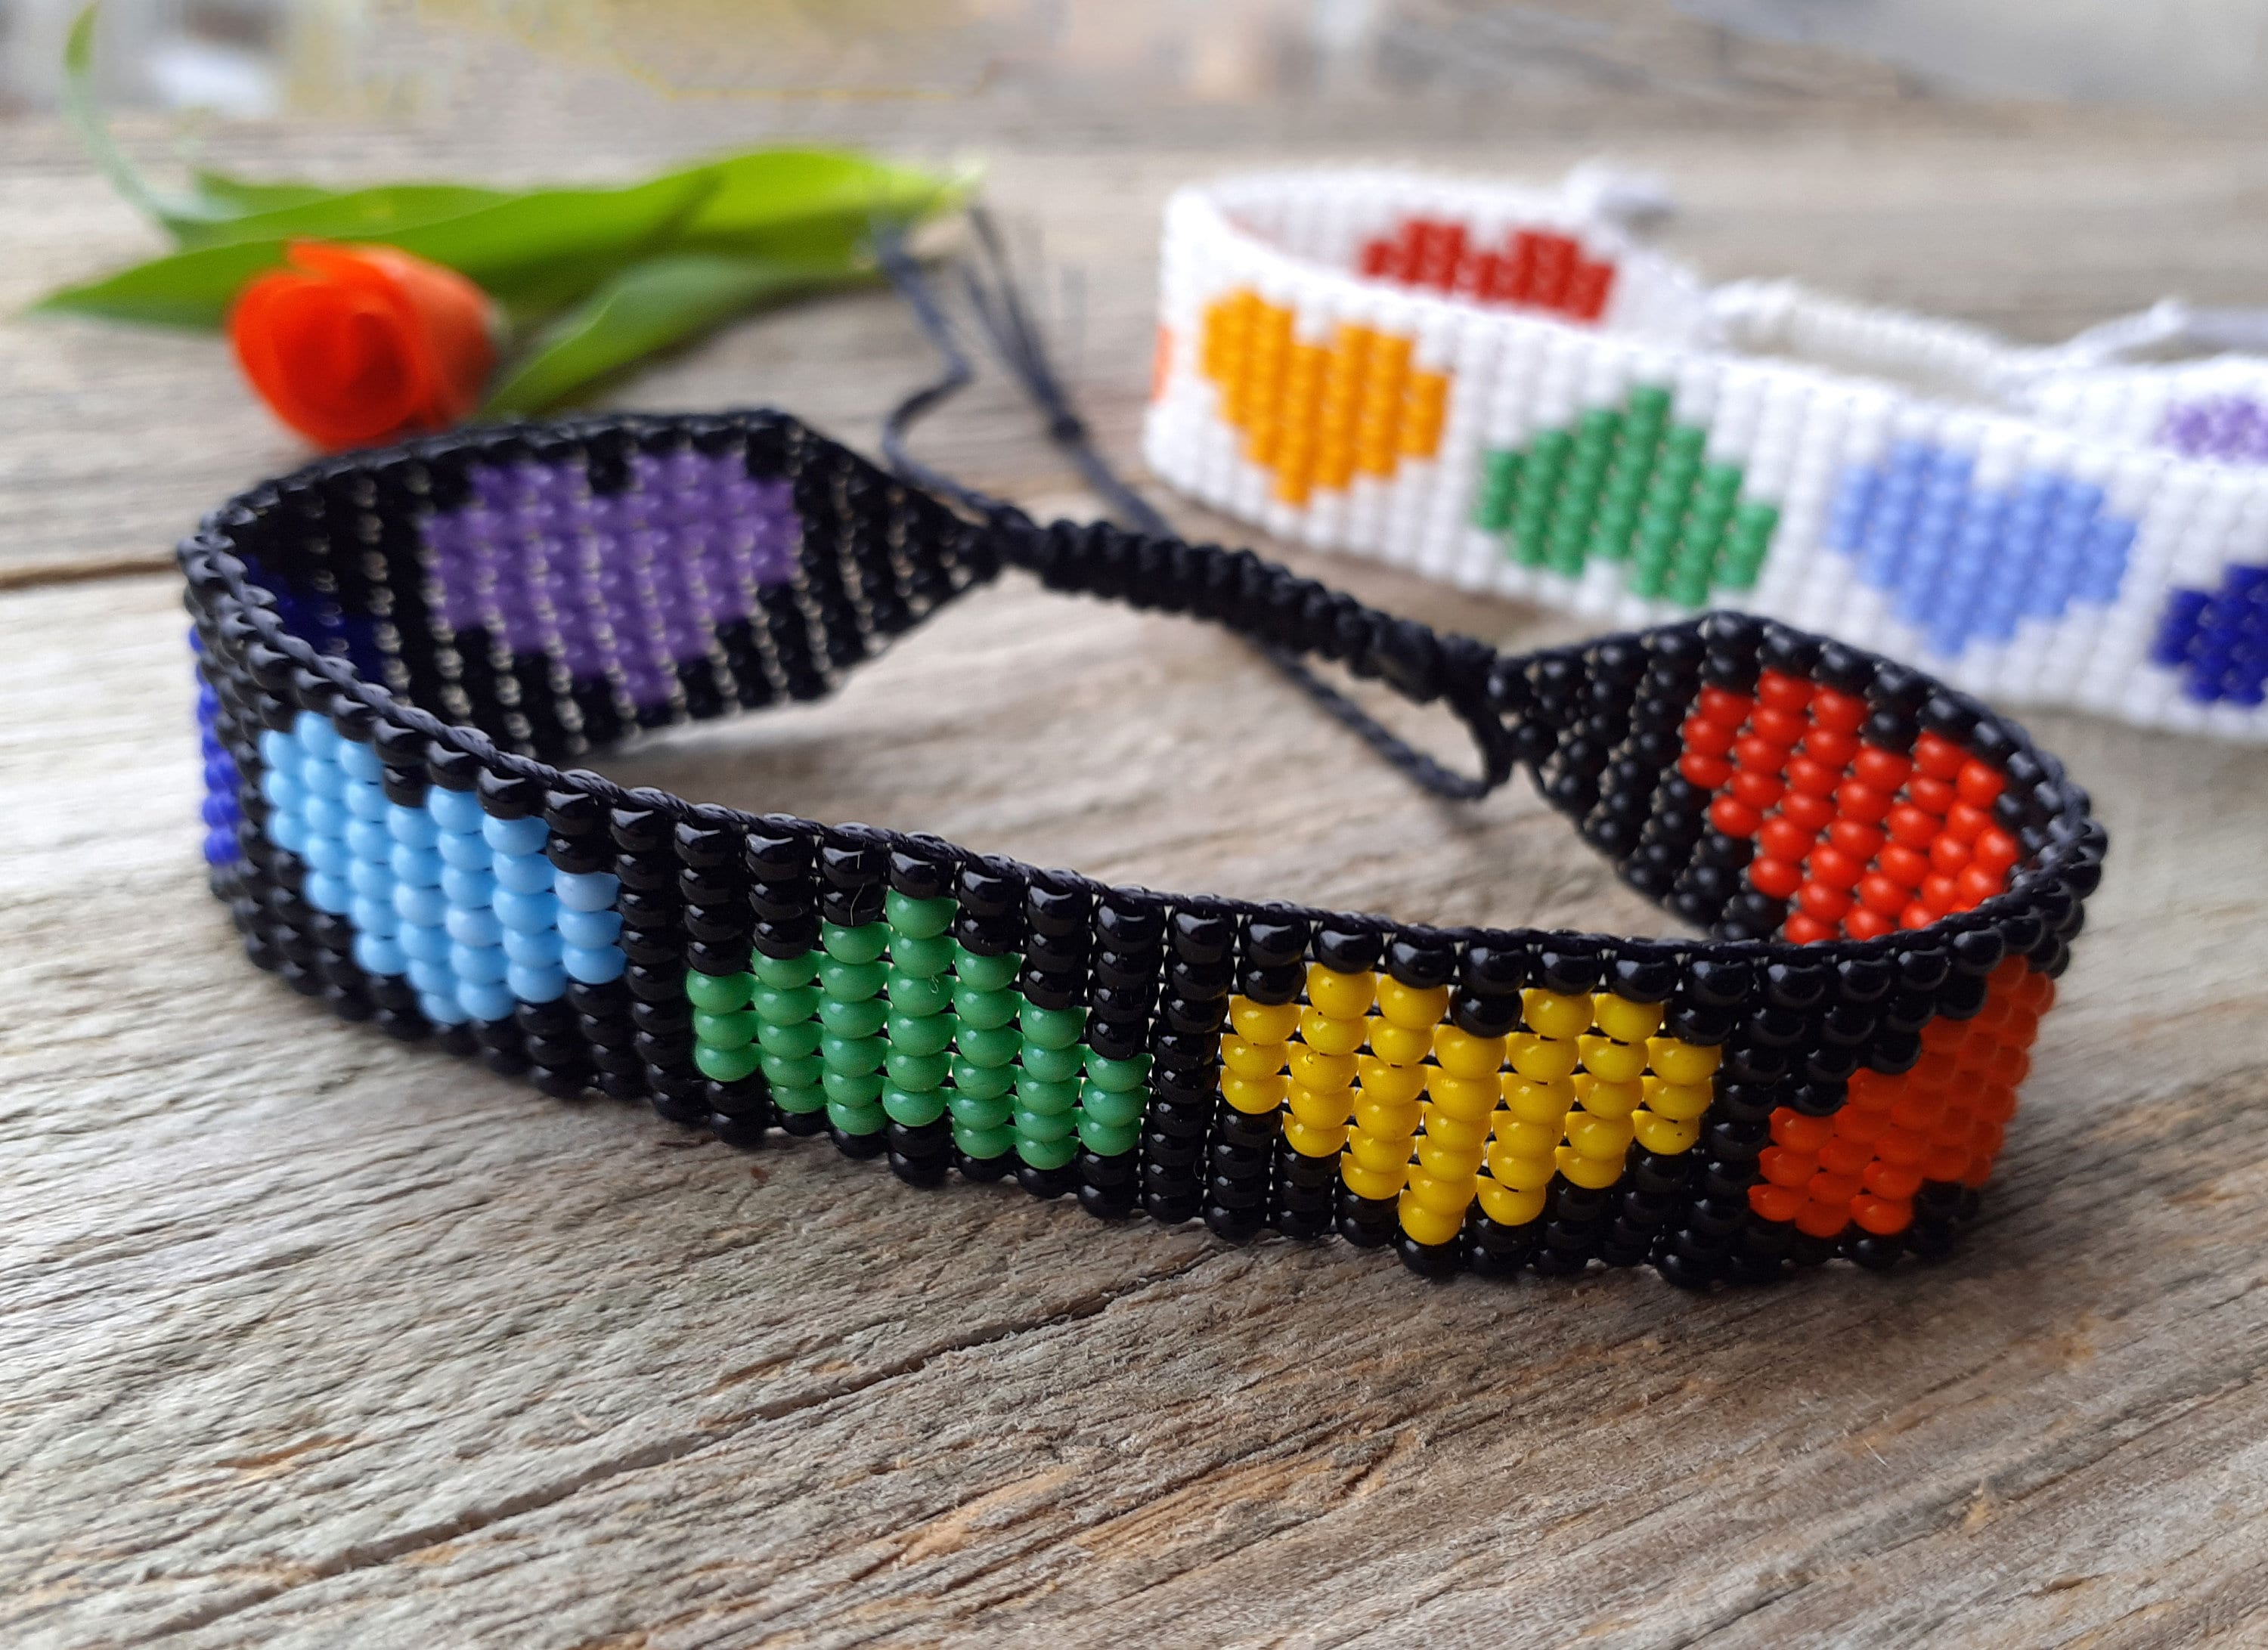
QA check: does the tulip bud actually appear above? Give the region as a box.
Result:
[228,240,497,452]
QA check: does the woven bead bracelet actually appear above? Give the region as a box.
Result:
[1144,168,2268,737]
[181,407,2103,1288]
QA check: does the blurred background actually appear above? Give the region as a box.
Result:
[8,0,2268,584]
[8,0,2268,122]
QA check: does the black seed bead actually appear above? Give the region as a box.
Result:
[674,816,742,870]
[1805,1043,1861,1085]
[1239,961,1303,1006]
[1241,905,1311,970]
[584,1068,639,1101]
[683,902,748,946]
[1206,1169,1269,1211]
[1906,1222,1960,1261]
[1765,959,1831,1011]
[1864,1023,1923,1073]
[1821,1001,1877,1047]
[1898,945,1952,992]
[1950,926,2006,976]
[1937,970,1990,1020]
[1336,1190,1400,1248]
[1452,987,1523,1039]
[1681,954,1753,1012]
[1142,1189,1201,1224]
[1721,890,1789,938]
[323,983,375,1022]
[1170,909,1235,966]
[1396,1235,1461,1279]
[1312,922,1383,974]
[947,1144,1008,1181]
[1786,1231,1837,1268]
[370,974,421,1015]
[1758,625,1820,680]
[1848,1234,1905,1271]
[1537,947,1601,995]
[531,1064,592,1101]
[1204,1203,1267,1243]
[745,816,814,882]
[684,938,750,977]
[1096,896,1165,951]
[1582,813,1643,858]
[888,840,958,900]
[1600,1222,1656,1268]
[1077,1178,1140,1221]
[1787,1079,1845,1118]
[1703,1115,1769,1164]
[1698,613,1764,691]
[1385,931,1457,990]
[826,1123,887,1159]
[1026,873,1094,939]
[1467,1210,1538,1278]
[1664,1000,1735,1045]
[1015,1162,1078,1200]
[707,1074,771,1121]
[1610,954,1678,1003]
[1532,1246,1589,1279]
[1461,940,1531,998]
[609,800,674,854]
[1814,642,1875,698]
[1021,969,1081,1012]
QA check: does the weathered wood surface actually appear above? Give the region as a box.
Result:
[6,98,2268,1650]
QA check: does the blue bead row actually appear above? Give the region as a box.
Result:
[259,710,626,1026]
[191,633,243,868]
[2150,562,2268,706]
[1826,441,2136,659]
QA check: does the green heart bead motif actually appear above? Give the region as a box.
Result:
[757,1019,823,1059]
[685,968,754,1013]
[1474,382,1780,603]
[884,890,956,940]
[693,1042,762,1083]
[950,947,1021,993]
[1017,1041,1084,1084]
[820,920,888,966]
[691,1008,759,1050]
[752,952,818,989]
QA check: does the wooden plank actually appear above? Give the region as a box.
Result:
[6,97,2268,1648]
[11,110,2268,580]
[5,548,2268,1649]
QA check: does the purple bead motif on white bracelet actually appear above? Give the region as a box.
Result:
[2159,395,2268,464]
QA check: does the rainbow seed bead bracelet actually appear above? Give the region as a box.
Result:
[1145,168,2268,737]
[183,408,2103,1287]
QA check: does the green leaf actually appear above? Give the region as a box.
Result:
[33,237,293,326]
[396,170,721,323]
[34,169,720,328]
[34,139,965,334]
[482,252,850,416]
[60,15,380,240]
[184,169,341,217]
[59,3,212,236]
[169,180,509,249]
[671,148,972,261]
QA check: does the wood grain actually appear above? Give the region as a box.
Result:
[5,97,2268,1650]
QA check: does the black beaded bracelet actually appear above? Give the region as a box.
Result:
[180,407,2103,1286]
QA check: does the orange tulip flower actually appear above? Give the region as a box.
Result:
[229,240,497,452]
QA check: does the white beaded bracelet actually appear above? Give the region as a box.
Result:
[1142,168,2268,740]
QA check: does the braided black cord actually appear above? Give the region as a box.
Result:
[874,215,1500,803]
